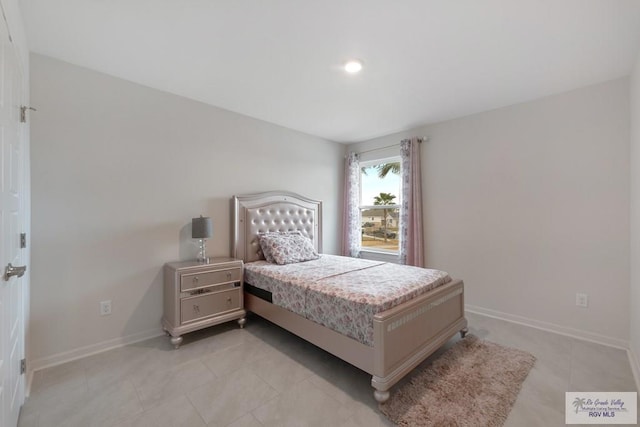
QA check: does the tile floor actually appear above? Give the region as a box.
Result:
[18,312,639,427]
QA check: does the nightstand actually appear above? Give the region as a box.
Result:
[162,257,246,348]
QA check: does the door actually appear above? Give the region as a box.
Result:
[0,9,25,427]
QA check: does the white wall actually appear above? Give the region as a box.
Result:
[350,78,630,345]
[630,54,640,373]
[29,54,345,366]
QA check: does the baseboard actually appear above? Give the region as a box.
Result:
[25,369,35,397]
[28,327,165,377]
[465,304,629,350]
[25,309,636,392]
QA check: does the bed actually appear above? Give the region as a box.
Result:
[232,191,467,403]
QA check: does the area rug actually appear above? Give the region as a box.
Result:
[379,335,535,427]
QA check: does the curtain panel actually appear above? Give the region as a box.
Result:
[341,152,361,257]
[399,138,424,267]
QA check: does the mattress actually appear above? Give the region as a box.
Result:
[244,254,451,346]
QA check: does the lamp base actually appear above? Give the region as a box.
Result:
[196,239,209,264]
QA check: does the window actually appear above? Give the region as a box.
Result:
[360,157,401,253]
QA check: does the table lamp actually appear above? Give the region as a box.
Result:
[192,215,213,263]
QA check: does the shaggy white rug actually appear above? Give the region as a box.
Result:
[379,335,535,427]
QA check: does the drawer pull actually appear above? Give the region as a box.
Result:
[193,276,199,284]
[226,272,232,280]
[226,297,232,304]
[193,304,200,314]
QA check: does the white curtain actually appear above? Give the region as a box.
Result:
[341,152,361,257]
[399,138,424,267]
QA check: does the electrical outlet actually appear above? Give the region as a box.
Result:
[100,300,112,316]
[575,293,588,308]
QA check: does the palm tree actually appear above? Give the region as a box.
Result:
[373,192,396,242]
[572,397,586,414]
[376,162,400,178]
[361,162,401,178]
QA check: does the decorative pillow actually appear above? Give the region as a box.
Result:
[258,231,301,263]
[260,233,319,265]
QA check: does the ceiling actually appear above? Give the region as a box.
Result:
[21,0,640,143]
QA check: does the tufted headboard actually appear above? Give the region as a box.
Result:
[232,191,323,263]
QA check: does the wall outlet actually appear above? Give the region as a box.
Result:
[575,293,588,308]
[100,300,112,316]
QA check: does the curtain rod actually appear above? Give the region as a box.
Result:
[354,136,427,156]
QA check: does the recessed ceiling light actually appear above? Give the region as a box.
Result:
[344,60,363,74]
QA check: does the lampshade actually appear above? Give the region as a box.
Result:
[192,216,213,239]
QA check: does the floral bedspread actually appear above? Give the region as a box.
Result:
[244,255,451,346]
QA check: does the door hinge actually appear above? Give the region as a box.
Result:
[20,232,26,248]
[20,106,36,123]
[20,358,26,375]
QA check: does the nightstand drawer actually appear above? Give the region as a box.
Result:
[180,288,241,324]
[180,267,242,291]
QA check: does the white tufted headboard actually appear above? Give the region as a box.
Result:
[232,191,323,263]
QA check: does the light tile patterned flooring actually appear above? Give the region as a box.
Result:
[19,312,639,427]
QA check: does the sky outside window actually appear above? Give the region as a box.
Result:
[361,164,401,206]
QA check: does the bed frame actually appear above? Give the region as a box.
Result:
[232,191,467,403]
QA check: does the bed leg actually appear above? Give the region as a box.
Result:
[238,317,246,329]
[460,327,469,338]
[374,389,390,404]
